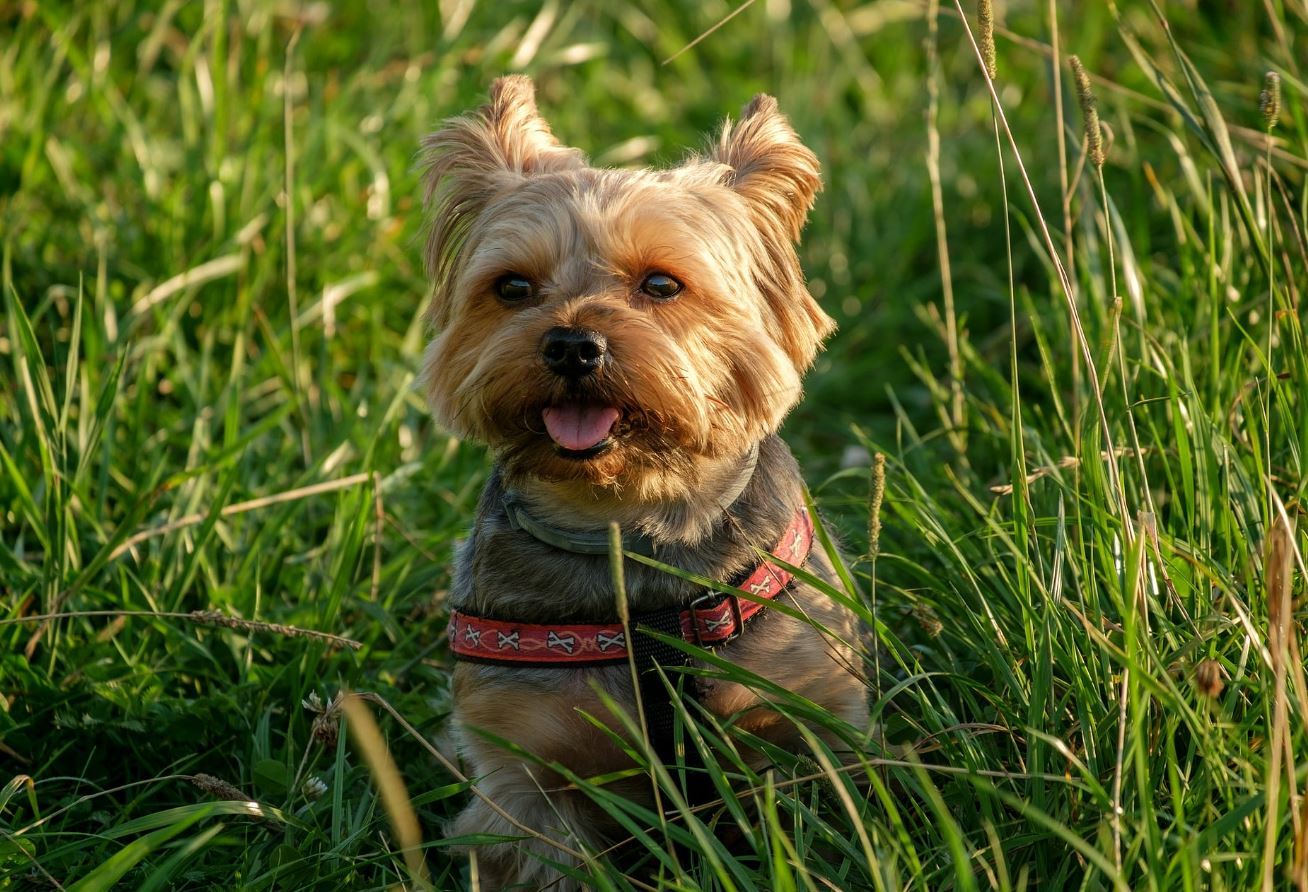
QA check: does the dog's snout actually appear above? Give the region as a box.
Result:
[541,327,607,378]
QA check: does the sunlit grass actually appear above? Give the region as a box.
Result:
[1,1,1305,889]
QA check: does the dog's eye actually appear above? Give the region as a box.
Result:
[639,273,682,300]
[494,274,535,303]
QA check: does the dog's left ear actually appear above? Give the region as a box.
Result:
[713,96,834,369]
[713,94,821,242]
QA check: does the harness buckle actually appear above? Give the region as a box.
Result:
[688,590,744,648]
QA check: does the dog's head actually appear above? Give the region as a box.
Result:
[420,76,833,494]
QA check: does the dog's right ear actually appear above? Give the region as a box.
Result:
[421,76,583,326]
[423,76,582,185]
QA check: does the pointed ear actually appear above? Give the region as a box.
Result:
[713,95,833,370]
[421,76,584,326]
[712,94,821,242]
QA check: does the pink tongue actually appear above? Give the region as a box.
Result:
[542,405,619,451]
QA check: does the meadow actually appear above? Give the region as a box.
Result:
[1,0,1306,889]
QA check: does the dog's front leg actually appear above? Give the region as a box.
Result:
[452,773,612,891]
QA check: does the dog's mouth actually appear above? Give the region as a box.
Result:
[542,404,620,458]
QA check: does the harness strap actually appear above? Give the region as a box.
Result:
[628,607,689,766]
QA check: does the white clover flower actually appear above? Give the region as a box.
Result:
[303,776,328,800]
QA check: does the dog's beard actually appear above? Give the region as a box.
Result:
[466,362,705,487]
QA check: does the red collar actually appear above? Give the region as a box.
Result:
[447,508,814,665]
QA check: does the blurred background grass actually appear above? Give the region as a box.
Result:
[1,0,1306,889]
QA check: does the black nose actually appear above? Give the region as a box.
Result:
[541,327,607,378]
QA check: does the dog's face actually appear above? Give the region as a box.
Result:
[421,77,833,495]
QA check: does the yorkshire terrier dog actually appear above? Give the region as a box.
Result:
[422,76,867,889]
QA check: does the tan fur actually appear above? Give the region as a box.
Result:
[422,77,864,890]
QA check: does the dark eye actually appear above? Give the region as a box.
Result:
[639,272,682,300]
[494,274,534,303]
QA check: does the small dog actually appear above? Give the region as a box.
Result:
[422,76,867,889]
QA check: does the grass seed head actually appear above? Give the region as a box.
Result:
[1266,512,1293,657]
[1259,71,1281,130]
[792,754,840,810]
[192,773,247,801]
[1069,55,1105,168]
[868,452,886,561]
[1192,660,1225,698]
[978,0,997,80]
[913,602,944,638]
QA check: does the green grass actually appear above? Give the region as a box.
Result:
[2,0,1306,888]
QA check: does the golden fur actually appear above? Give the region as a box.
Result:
[421,76,866,889]
[422,77,832,537]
